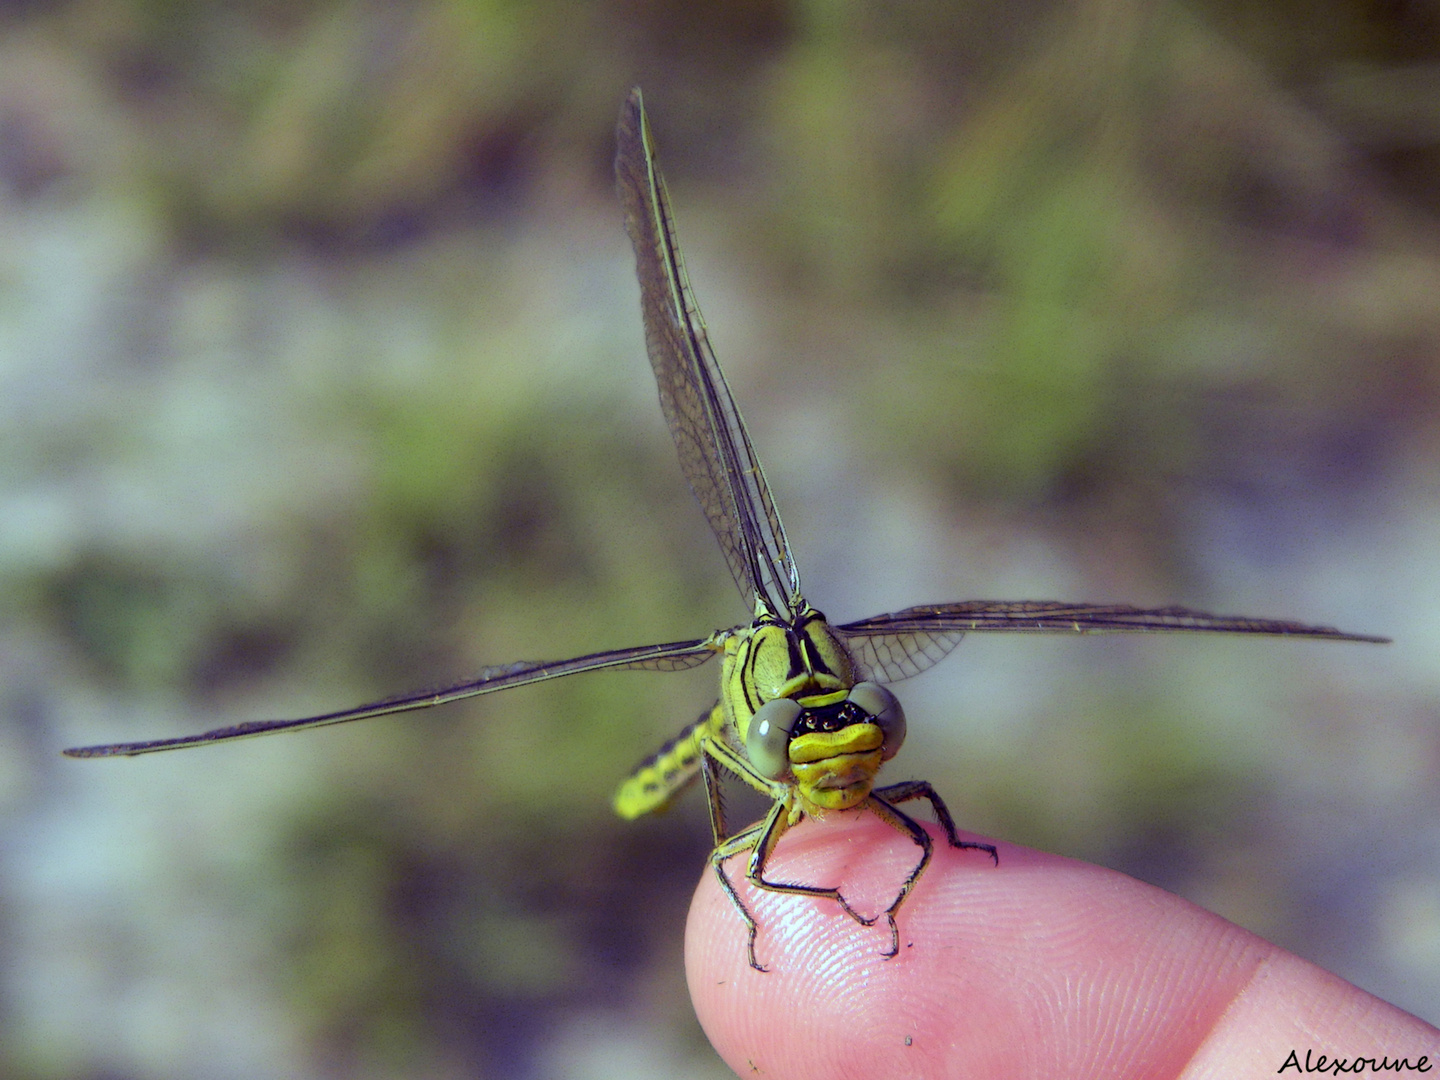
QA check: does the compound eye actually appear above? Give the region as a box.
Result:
[847,682,906,761]
[745,697,803,780]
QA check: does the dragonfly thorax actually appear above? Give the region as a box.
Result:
[720,608,856,740]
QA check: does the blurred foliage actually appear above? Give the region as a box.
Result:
[0,0,1437,1076]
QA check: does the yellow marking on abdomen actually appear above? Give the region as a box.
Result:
[613,704,722,820]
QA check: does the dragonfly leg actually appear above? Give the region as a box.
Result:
[701,750,731,847]
[864,783,998,960]
[703,732,790,802]
[746,796,872,929]
[873,779,999,863]
[704,751,782,971]
[860,795,932,958]
[710,814,769,971]
[703,741,874,969]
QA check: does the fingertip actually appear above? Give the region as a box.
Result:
[683,813,1435,1078]
[686,813,1011,1077]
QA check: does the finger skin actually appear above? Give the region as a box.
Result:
[685,813,1439,1079]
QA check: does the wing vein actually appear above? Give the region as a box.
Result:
[63,637,718,757]
[615,87,801,616]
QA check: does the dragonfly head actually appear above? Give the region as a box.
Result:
[744,682,907,811]
[726,608,905,808]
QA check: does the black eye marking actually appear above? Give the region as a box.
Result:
[791,699,870,738]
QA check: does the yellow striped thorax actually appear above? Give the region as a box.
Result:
[720,608,856,742]
[716,608,907,812]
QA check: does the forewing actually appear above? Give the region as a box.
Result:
[63,638,718,757]
[614,88,800,617]
[838,601,1388,683]
[835,626,967,683]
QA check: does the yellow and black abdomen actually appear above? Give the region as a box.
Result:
[612,704,722,819]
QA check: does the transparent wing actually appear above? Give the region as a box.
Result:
[63,637,719,758]
[615,87,801,618]
[835,626,967,683]
[838,601,1389,683]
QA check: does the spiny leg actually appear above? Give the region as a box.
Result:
[745,794,872,930]
[703,752,775,971]
[703,740,880,970]
[863,783,998,960]
[710,804,774,972]
[861,795,933,958]
[701,749,732,848]
[874,779,999,863]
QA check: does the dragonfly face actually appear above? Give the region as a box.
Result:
[63,87,1388,974]
[720,609,904,812]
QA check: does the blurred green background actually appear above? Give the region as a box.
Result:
[1,0,1437,1075]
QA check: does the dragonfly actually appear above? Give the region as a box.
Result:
[65,88,1389,972]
